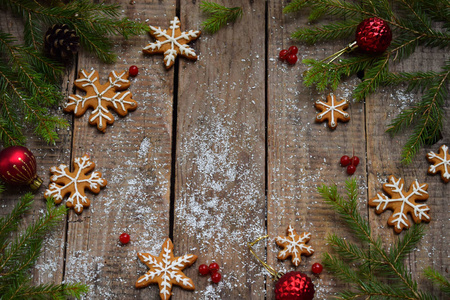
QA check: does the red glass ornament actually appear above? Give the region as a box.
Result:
[0,146,42,190]
[199,264,210,275]
[355,17,392,54]
[311,262,323,274]
[119,233,130,244]
[129,65,139,77]
[275,271,315,300]
[211,272,222,283]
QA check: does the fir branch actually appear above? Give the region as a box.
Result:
[282,0,309,14]
[353,55,390,100]
[200,1,243,34]
[292,19,361,44]
[318,179,438,300]
[423,268,450,295]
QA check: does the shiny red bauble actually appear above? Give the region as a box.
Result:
[0,146,42,190]
[119,233,130,244]
[275,271,315,300]
[129,65,139,77]
[356,17,392,54]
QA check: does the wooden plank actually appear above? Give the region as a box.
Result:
[173,1,267,299]
[63,1,176,298]
[267,1,368,299]
[366,47,450,297]
[0,9,74,286]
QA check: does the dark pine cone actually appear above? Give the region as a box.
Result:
[44,24,80,60]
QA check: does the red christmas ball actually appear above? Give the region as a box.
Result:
[355,17,392,53]
[275,271,315,300]
[0,146,42,190]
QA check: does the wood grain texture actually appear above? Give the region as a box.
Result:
[173,1,266,299]
[64,1,176,298]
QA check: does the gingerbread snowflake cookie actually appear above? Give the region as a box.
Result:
[143,16,201,69]
[44,155,107,214]
[136,238,197,300]
[275,225,314,267]
[427,145,450,183]
[315,93,350,129]
[369,175,430,233]
[64,69,137,132]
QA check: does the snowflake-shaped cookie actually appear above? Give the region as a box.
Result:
[143,16,201,69]
[275,225,314,267]
[427,144,450,183]
[136,238,197,300]
[44,155,107,214]
[64,69,137,132]
[369,175,430,234]
[315,93,350,129]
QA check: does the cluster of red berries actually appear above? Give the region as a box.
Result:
[279,46,298,65]
[119,233,130,244]
[340,155,360,175]
[199,262,222,283]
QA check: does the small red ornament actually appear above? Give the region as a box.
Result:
[119,233,130,244]
[199,264,210,275]
[211,272,222,283]
[287,54,298,65]
[0,146,42,190]
[209,262,220,273]
[311,262,323,275]
[347,164,356,175]
[129,65,139,77]
[279,49,289,60]
[356,17,392,54]
[340,155,351,167]
[275,271,315,300]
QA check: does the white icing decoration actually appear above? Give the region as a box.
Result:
[276,225,313,266]
[427,145,450,180]
[137,239,194,300]
[316,93,349,121]
[44,156,106,213]
[64,70,135,130]
[371,177,429,230]
[143,17,200,67]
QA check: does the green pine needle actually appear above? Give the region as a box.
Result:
[287,0,450,164]
[318,179,442,300]
[200,1,243,34]
[0,194,88,299]
[424,267,450,295]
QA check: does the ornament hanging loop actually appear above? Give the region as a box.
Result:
[248,235,284,281]
[322,41,358,65]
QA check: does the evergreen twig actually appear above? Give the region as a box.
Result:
[0,0,147,147]
[0,193,88,298]
[286,0,450,164]
[317,178,448,299]
[200,1,243,34]
[424,267,450,294]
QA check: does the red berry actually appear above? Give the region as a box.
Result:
[199,264,210,275]
[279,49,289,60]
[340,155,351,167]
[119,233,130,244]
[351,156,360,167]
[286,54,298,65]
[211,272,222,283]
[129,65,139,77]
[209,262,220,273]
[311,263,323,274]
[288,45,298,55]
[347,164,356,175]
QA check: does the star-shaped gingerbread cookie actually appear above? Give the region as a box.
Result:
[143,16,201,69]
[136,238,197,300]
[427,144,450,183]
[315,93,350,129]
[275,225,314,267]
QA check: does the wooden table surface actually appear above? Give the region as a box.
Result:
[1,1,449,299]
